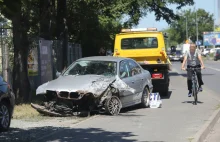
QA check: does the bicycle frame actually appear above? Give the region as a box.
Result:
[187,67,200,105]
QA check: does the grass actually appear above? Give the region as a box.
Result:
[202,53,214,61]
[187,137,194,142]
[13,104,42,120]
[215,104,220,110]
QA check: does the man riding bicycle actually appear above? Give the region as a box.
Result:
[181,43,205,97]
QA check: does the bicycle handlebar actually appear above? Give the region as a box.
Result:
[186,67,202,71]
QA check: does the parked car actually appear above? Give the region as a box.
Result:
[202,48,210,56]
[33,56,153,116]
[0,76,15,132]
[210,48,216,54]
[168,50,183,63]
[214,49,220,61]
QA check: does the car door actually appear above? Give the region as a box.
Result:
[118,60,136,107]
[127,59,144,102]
[217,50,220,59]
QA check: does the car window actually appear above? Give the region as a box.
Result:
[119,60,131,78]
[128,60,141,76]
[63,60,117,76]
[121,37,158,49]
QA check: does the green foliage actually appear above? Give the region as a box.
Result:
[166,8,214,44]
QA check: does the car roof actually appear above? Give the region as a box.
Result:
[77,56,129,62]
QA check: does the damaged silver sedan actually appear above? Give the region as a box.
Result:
[32,56,153,116]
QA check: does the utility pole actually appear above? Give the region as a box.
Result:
[186,17,188,40]
[214,0,216,49]
[196,8,198,42]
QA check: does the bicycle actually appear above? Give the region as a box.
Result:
[186,67,202,105]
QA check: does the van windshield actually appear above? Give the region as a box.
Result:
[121,37,158,49]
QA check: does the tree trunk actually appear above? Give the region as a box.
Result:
[57,0,68,70]
[12,15,31,103]
[39,0,52,40]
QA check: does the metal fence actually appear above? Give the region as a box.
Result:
[0,37,82,90]
[28,39,82,90]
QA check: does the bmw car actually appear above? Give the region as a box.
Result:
[33,56,153,116]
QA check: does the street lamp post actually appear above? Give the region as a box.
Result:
[186,17,188,40]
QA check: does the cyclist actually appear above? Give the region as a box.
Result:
[181,43,205,97]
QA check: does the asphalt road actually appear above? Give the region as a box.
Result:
[23,60,220,142]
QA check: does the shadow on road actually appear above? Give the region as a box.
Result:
[119,105,146,115]
[182,100,204,105]
[0,126,164,142]
[161,91,172,99]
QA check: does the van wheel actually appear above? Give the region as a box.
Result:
[140,87,150,108]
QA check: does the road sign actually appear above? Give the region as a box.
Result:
[196,41,201,46]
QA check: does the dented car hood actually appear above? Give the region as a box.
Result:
[36,75,135,96]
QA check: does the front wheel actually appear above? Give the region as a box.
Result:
[105,96,122,116]
[140,87,150,108]
[0,102,11,132]
[192,82,198,105]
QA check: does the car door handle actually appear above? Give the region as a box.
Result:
[132,81,135,83]
[141,78,144,80]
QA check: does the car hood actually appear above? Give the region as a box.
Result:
[36,75,135,96]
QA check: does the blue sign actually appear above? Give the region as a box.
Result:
[196,41,201,46]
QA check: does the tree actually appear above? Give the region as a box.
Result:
[0,0,195,103]
[0,0,39,103]
[166,8,214,44]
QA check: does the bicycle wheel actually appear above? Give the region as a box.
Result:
[192,81,197,105]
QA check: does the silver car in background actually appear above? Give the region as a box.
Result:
[33,56,153,116]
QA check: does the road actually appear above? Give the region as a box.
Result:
[1,60,220,142]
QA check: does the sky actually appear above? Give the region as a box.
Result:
[136,0,218,30]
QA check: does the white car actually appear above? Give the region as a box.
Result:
[202,48,210,56]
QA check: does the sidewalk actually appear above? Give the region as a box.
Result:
[204,117,220,142]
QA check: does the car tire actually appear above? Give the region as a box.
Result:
[105,95,122,116]
[140,87,150,108]
[0,101,11,132]
[214,57,217,61]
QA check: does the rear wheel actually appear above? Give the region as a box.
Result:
[140,87,150,108]
[105,96,122,116]
[0,102,11,132]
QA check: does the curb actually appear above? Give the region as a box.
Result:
[192,108,220,142]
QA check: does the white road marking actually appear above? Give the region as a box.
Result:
[206,66,220,72]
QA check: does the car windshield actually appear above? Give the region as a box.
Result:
[63,60,117,76]
[121,37,158,49]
